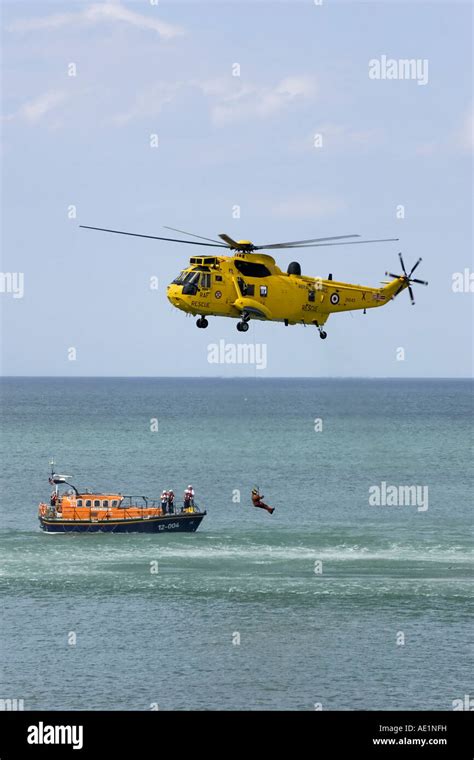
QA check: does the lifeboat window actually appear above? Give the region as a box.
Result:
[85,500,91,507]
[111,500,118,507]
[94,500,100,507]
[103,500,109,508]
[77,499,82,507]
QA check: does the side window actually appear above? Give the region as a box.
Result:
[308,291,315,302]
[111,500,118,507]
[238,279,255,296]
[201,274,211,289]
[215,275,222,282]
[77,499,83,507]
[103,500,109,508]
[94,500,100,507]
[85,500,92,507]
[260,285,268,297]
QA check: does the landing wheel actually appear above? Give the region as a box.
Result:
[319,330,327,340]
[237,321,249,332]
[196,317,208,329]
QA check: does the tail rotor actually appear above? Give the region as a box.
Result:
[386,253,428,305]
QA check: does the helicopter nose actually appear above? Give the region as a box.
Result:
[167,284,185,309]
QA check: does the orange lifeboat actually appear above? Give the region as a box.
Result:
[39,464,206,534]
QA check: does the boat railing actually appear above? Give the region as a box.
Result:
[120,495,202,514]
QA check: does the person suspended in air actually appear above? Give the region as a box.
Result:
[251,488,275,515]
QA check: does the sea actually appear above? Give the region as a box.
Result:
[0,378,472,711]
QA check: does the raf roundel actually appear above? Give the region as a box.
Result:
[330,292,340,305]
[215,290,222,299]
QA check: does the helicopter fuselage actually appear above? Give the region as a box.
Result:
[166,252,407,328]
[79,224,426,337]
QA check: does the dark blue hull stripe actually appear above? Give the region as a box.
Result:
[39,514,206,533]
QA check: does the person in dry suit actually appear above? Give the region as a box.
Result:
[251,488,275,515]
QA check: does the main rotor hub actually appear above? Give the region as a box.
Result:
[235,240,255,251]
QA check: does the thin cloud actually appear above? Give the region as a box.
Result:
[112,82,183,125]
[271,195,346,219]
[415,105,473,156]
[7,1,184,39]
[206,76,317,126]
[3,73,316,129]
[291,123,382,153]
[460,106,473,152]
[414,141,437,157]
[4,90,69,124]
[111,75,317,127]
[316,123,380,148]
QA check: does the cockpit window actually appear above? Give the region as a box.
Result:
[173,271,201,286]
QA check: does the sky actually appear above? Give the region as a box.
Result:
[1,0,472,377]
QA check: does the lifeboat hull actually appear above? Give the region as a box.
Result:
[39,512,206,534]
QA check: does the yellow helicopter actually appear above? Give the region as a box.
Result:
[80,224,428,339]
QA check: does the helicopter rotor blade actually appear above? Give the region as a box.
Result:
[80,225,399,254]
[393,283,405,297]
[254,234,360,250]
[282,237,399,249]
[411,278,428,286]
[398,252,408,276]
[219,233,240,248]
[408,257,422,277]
[79,226,228,248]
[386,272,402,279]
[408,285,415,305]
[163,226,223,244]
